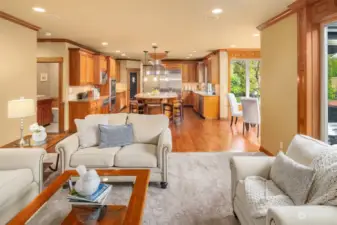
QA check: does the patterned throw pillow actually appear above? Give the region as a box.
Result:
[308,151,337,205]
[270,152,316,205]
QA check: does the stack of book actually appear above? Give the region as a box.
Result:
[68,183,112,205]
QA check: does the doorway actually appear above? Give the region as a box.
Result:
[127,69,140,102]
[37,58,64,133]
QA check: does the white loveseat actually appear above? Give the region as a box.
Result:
[0,148,46,223]
[230,135,337,225]
[56,113,172,188]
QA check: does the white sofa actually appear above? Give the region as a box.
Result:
[56,113,172,188]
[230,135,337,225]
[0,148,46,223]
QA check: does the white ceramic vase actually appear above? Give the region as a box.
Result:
[32,131,47,143]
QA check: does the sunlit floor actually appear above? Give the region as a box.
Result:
[170,107,260,152]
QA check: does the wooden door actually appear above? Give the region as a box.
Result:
[86,54,94,84]
[79,53,87,85]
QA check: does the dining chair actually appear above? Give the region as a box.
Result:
[241,97,261,137]
[227,93,242,126]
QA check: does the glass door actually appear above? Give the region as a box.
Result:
[322,22,337,144]
[230,59,261,102]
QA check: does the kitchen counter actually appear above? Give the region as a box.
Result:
[193,91,218,97]
[68,95,109,103]
[135,92,178,99]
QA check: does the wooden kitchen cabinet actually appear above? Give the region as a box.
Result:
[93,55,108,85]
[193,92,199,112]
[69,97,108,132]
[115,60,121,82]
[182,63,197,82]
[37,98,53,126]
[182,91,193,106]
[107,57,116,79]
[69,48,94,86]
[182,64,189,82]
[207,53,220,84]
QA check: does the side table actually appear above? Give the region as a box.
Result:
[1,133,69,171]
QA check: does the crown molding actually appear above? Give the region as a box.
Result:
[38,38,99,53]
[0,11,40,31]
[257,8,294,31]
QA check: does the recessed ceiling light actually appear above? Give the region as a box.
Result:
[189,54,193,57]
[152,43,157,46]
[115,50,121,53]
[193,50,197,53]
[32,7,46,13]
[101,42,108,46]
[212,8,223,15]
[253,33,260,37]
[230,44,236,48]
[121,53,126,56]
[45,32,52,36]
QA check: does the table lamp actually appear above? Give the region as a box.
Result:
[8,97,36,146]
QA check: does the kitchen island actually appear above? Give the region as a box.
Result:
[135,92,178,115]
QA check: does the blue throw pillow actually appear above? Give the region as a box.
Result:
[98,124,134,148]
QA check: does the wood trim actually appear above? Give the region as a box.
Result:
[259,146,274,156]
[37,57,63,63]
[8,170,150,225]
[37,57,65,133]
[38,38,99,54]
[0,11,40,31]
[257,9,295,31]
[117,58,141,62]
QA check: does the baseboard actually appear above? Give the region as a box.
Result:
[259,146,274,156]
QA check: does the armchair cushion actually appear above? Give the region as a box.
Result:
[0,169,33,207]
[70,146,121,168]
[114,144,157,168]
[127,114,169,144]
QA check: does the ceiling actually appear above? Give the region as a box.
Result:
[1,0,295,59]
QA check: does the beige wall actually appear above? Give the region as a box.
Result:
[260,14,298,154]
[0,19,37,145]
[37,63,59,98]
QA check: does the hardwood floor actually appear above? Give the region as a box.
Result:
[170,107,260,152]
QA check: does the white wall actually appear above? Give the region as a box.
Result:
[0,19,37,145]
[219,51,229,119]
[260,14,298,154]
[37,63,59,98]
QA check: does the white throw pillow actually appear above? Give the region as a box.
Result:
[308,151,337,205]
[75,117,108,148]
[270,152,315,205]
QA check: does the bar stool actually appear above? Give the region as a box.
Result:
[129,100,145,114]
[173,100,184,124]
[162,103,173,122]
[145,100,162,114]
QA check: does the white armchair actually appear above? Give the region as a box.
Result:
[56,113,172,188]
[0,148,46,223]
[230,135,337,225]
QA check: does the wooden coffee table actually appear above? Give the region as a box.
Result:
[8,169,150,225]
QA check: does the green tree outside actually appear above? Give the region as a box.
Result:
[328,56,337,100]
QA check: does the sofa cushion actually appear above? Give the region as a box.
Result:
[70,146,121,167]
[114,144,157,168]
[85,113,128,126]
[287,135,333,166]
[75,117,108,148]
[127,114,169,144]
[270,152,315,205]
[0,169,33,206]
[98,124,134,148]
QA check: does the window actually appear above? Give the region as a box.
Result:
[230,59,261,102]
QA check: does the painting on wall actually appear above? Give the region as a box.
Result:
[40,73,48,82]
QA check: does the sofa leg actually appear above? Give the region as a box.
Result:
[160,182,168,189]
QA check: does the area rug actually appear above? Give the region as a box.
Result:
[36,152,264,225]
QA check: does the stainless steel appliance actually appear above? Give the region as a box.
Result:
[98,71,108,85]
[109,79,116,111]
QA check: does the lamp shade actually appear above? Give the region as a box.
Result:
[8,98,35,118]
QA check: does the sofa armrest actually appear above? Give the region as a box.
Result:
[0,148,46,191]
[230,156,274,201]
[157,128,172,169]
[55,133,79,171]
[267,206,337,225]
